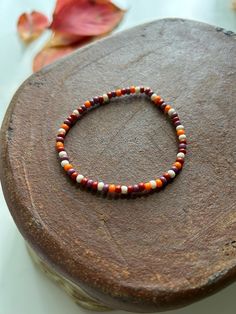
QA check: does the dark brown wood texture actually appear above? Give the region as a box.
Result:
[1,19,236,312]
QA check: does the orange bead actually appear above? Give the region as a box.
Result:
[63,163,73,171]
[116,89,122,96]
[153,95,162,104]
[60,123,70,131]
[109,184,116,193]
[174,162,182,170]
[155,179,163,188]
[144,182,152,190]
[56,142,64,148]
[164,105,171,113]
[84,100,91,108]
[130,86,136,93]
[177,129,185,136]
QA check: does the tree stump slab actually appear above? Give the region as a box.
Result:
[0,19,236,312]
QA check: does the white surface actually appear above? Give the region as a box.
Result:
[0,1,235,314]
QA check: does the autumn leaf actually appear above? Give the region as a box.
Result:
[17,11,50,43]
[33,37,91,72]
[50,0,125,37]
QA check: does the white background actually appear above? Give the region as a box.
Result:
[0,1,235,314]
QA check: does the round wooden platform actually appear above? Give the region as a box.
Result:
[0,19,236,312]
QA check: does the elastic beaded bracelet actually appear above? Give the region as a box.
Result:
[55,86,187,195]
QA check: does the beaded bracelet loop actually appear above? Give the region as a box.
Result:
[55,86,187,195]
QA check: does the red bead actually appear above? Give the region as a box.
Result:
[71,172,78,181]
[115,185,121,193]
[179,148,186,154]
[81,177,88,185]
[107,92,113,99]
[128,185,133,193]
[98,96,104,104]
[176,158,185,164]
[92,181,98,190]
[138,182,145,191]
[163,172,171,181]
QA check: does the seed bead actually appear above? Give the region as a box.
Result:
[56,86,187,196]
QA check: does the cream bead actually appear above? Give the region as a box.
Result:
[179,134,186,140]
[167,169,176,178]
[59,151,67,158]
[150,180,157,189]
[76,174,84,183]
[97,182,104,191]
[61,160,69,167]
[73,109,79,116]
[168,108,176,117]
[176,125,184,131]
[177,152,185,159]
[151,93,158,101]
[121,185,128,194]
[103,94,109,103]
[58,128,66,134]
[135,86,140,94]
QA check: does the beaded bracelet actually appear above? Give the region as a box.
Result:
[55,86,187,195]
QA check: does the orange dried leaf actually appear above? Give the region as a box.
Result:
[50,0,125,37]
[17,11,50,43]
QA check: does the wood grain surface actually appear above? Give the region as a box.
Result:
[0,19,236,312]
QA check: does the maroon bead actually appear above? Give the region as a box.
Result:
[71,172,78,181]
[172,117,180,123]
[179,143,186,149]
[140,86,145,93]
[111,91,116,97]
[160,103,167,111]
[92,181,98,190]
[98,96,104,104]
[60,157,69,161]
[171,166,179,174]
[69,114,78,123]
[102,184,109,193]
[176,157,185,164]
[163,172,171,181]
[81,177,88,185]
[147,90,154,97]
[86,179,93,188]
[128,185,133,193]
[174,121,181,127]
[138,182,145,191]
[67,168,75,175]
[89,99,95,106]
[144,87,151,95]
[64,119,72,126]
[178,148,186,154]
[56,136,64,142]
[115,185,121,193]
[81,104,87,112]
[160,176,168,186]
[133,184,139,192]
[93,96,99,104]
[171,113,179,119]
[126,88,131,94]
[78,107,84,114]
[107,92,113,99]
[121,88,127,95]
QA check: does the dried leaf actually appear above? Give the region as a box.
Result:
[33,38,90,72]
[17,11,50,43]
[50,0,125,37]
[45,32,92,47]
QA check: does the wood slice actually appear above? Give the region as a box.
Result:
[1,19,236,312]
